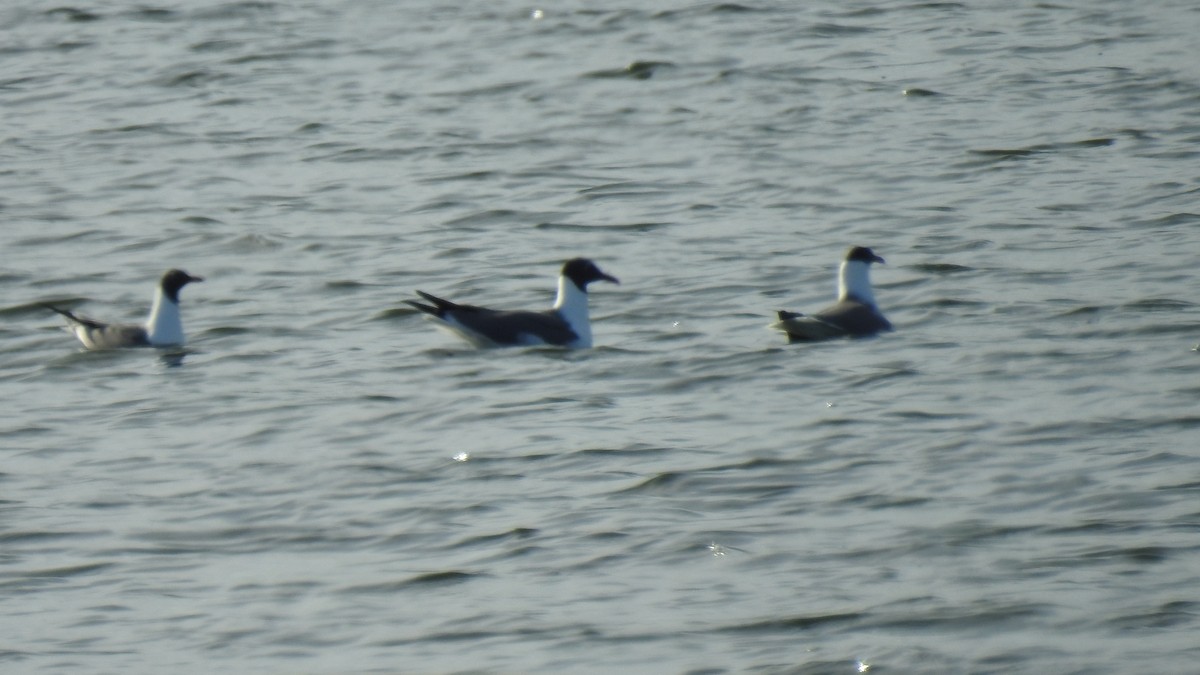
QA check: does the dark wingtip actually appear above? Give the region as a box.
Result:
[43,303,78,320]
[405,300,438,316]
[776,309,803,321]
[409,290,457,317]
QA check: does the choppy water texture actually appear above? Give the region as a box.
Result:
[3,1,1200,673]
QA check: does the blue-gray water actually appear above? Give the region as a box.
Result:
[3,1,1200,673]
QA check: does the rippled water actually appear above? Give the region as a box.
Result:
[3,1,1200,673]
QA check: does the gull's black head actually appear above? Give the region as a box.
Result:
[160,269,204,303]
[845,246,885,265]
[561,258,619,291]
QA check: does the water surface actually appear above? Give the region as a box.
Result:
[3,1,1200,673]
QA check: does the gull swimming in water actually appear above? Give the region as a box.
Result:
[771,246,892,342]
[46,269,203,349]
[406,258,619,348]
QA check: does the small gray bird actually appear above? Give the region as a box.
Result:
[771,247,892,342]
[46,269,203,349]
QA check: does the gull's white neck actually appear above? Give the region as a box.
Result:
[145,287,185,345]
[838,260,876,306]
[553,275,592,348]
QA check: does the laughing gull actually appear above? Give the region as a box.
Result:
[46,269,203,349]
[406,258,619,348]
[771,246,892,342]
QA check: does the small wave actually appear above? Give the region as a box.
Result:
[340,570,483,595]
[583,61,675,80]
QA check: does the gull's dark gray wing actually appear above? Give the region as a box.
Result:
[407,291,578,346]
[773,300,891,342]
[80,324,152,349]
[46,305,150,349]
[813,300,892,334]
[454,308,577,346]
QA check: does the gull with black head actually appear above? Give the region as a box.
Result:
[46,269,203,349]
[406,258,618,348]
[771,246,892,342]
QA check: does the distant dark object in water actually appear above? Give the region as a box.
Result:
[584,61,675,80]
[969,138,1115,162]
[46,7,100,22]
